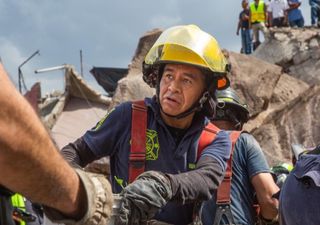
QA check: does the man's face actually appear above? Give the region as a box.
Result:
[159,63,206,117]
[212,120,236,131]
[242,1,248,8]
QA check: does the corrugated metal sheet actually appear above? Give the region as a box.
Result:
[50,96,107,149]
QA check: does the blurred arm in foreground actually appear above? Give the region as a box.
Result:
[0,63,113,225]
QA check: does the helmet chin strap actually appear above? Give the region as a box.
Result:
[159,91,210,120]
[229,113,242,130]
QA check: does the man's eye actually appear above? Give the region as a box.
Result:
[183,79,192,84]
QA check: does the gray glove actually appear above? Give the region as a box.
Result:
[116,171,172,225]
[44,168,113,225]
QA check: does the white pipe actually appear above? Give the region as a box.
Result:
[35,65,68,74]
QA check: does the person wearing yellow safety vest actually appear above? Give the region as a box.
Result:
[249,0,269,50]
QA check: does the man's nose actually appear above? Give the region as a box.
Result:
[168,79,182,92]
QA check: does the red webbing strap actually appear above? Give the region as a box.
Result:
[129,100,147,183]
[197,123,220,159]
[216,131,241,204]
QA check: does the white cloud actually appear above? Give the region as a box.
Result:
[149,15,182,29]
[0,38,26,83]
[0,0,314,93]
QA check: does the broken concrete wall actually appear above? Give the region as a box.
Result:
[253,27,320,85]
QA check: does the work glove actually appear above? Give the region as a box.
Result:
[115,171,173,225]
[44,168,113,225]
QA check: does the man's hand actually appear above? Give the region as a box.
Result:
[44,169,113,225]
[116,171,172,225]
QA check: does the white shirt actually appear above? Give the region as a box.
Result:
[268,0,289,18]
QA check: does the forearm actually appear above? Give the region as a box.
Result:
[166,156,224,204]
[237,21,241,33]
[252,173,279,220]
[0,64,85,218]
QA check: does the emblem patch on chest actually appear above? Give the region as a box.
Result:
[146,129,160,160]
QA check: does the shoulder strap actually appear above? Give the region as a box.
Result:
[212,130,241,225]
[129,100,147,183]
[216,130,241,204]
[197,122,220,159]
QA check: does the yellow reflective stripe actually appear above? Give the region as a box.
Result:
[280,163,294,172]
[218,97,235,103]
[114,176,126,189]
[11,194,25,208]
[188,163,196,170]
[94,108,115,131]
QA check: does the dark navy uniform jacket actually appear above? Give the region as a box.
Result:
[83,97,231,225]
[280,153,320,225]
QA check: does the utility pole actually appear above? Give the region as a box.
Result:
[18,50,40,93]
[80,49,83,77]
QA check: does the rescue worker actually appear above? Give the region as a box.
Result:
[249,0,269,50]
[201,88,279,225]
[11,194,44,225]
[309,0,320,27]
[61,24,232,225]
[0,63,113,225]
[267,0,289,27]
[287,0,305,27]
[237,0,252,54]
[279,144,320,225]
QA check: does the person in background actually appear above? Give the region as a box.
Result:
[201,88,279,225]
[249,0,269,51]
[309,0,320,27]
[287,0,305,27]
[268,0,289,27]
[0,63,113,225]
[237,0,252,54]
[266,0,273,26]
[60,24,232,225]
[279,144,320,225]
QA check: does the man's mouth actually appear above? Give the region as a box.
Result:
[164,96,180,104]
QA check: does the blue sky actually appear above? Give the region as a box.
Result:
[0,0,311,94]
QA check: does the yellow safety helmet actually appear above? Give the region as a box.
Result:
[143,24,230,90]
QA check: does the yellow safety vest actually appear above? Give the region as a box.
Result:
[250,1,266,23]
[11,194,26,225]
